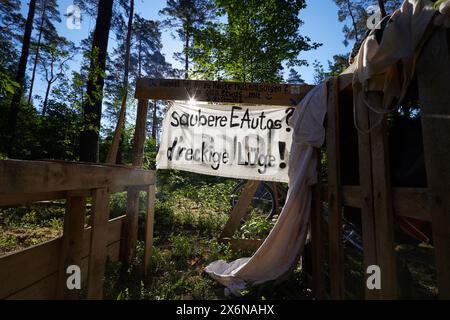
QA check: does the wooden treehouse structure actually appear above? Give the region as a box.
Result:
[0,28,449,300]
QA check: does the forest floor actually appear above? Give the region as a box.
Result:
[0,174,438,300]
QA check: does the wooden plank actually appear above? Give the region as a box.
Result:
[0,159,155,195]
[228,238,263,251]
[80,241,121,286]
[120,189,139,263]
[370,110,398,299]
[311,159,325,299]
[321,185,432,222]
[81,216,125,257]
[0,216,124,299]
[135,78,313,106]
[392,188,431,221]
[0,237,60,299]
[0,191,67,207]
[0,184,152,208]
[6,274,58,300]
[417,28,450,299]
[7,240,122,300]
[86,188,110,300]
[143,184,156,274]
[355,94,379,300]
[121,99,149,263]
[326,77,345,299]
[56,196,86,299]
[220,180,260,239]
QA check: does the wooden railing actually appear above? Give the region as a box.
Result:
[0,159,155,299]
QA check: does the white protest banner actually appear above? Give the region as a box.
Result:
[156,102,295,183]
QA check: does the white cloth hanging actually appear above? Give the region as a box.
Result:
[204,83,328,295]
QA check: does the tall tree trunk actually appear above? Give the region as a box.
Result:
[106,0,134,164]
[378,0,387,18]
[6,0,37,154]
[184,24,190,79]
[151,100,158,139]
[138,39,142,77]
[42,80,51,116]
[28,0,48,105]
[346,0,359,43]
[79,0,114,162]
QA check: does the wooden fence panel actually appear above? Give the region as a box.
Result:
[56,196,86,299]
[87,188,110,299]
[326,77,345,299]
[417,28,450,299]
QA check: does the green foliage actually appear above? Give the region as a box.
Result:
[333,0,403,46]
[238,213,274,239]
[160,0,217,78]
[312,54,349,84]
[0,205,65,228]
[286,68,305,84]
[0,69,19,96]
[144,137,158,169]
[192,0,321,82]
[0,98,81,159]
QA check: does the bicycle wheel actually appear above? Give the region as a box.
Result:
[229,181,276,220]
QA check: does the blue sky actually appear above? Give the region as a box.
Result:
[23,0,350,98]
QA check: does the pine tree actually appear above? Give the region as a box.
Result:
[106,0,135,164]
[0,0,23,98]
[6,0,37,154]
[39,37,77,115]
[27,0,62,105]
[78,0,115,162]
[333,0,403,46]
[160,0,217,79]
[286,68,305,84]
[132,15,174,142]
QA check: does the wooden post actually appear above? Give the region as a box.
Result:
[121,99,149,263]
[327,77,345,299]
[311,151,325,299]
[56,195,86,299]
[369,111,398,299]
[143,184,156,274]
[220,180,260,239]
[417,28,450,299]
[355,94,379,300]
[87,188,110,299]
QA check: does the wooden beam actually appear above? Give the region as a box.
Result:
[135,78,313,106]
[326,77,345,299]
[320,185,432,222]
[0,185,154,208]
[220,180,260,239]
[370,111,398,299]
[228,238,263,251]
[143,184,156,274]
[311,159,326,299]
[417,28,450,299]
[356,94,379,300]
[87,188,110,300]
[56,196,86,299]
[121,99,149,263]
[0,159,155,195]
